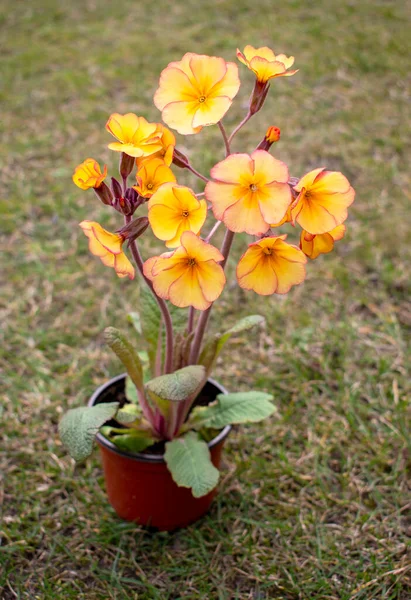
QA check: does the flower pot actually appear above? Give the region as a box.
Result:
[89,373,231,531]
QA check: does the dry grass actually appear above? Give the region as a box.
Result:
[1,0,410,598]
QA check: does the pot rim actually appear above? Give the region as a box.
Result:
[89,373,231,463]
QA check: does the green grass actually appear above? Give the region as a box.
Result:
[1,0,410,598]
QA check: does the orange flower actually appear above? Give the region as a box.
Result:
[237,235,306,295]
[154,53,240,135]
[291,169,355,234]
[300,225,346,259]
[106,113,163,158]
[148,183,207,248]
[73,158,107,190]
[143,231,225,310]
[205,150,292,235]
[136,124,176,168]
[237,46,298,83]
[79,221,135,280]
[133,158,176,199]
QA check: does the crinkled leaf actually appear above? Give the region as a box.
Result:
[165,432,220,498]
[116,402,142,424]
[127,311,142,335]
[59,402,119,462]
[100,426,155,453]
[125,376,139,404]
[199,315,265,373]
[185,391,276,431]
[145,365,206,418]
[104,327,144,393]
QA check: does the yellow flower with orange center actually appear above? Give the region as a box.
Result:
[148,182,207,248]
[237,235,306,295]
[106,113,163,158]
[133,158,176,199]
[300,225,346,260]
[237,46,298,84]
[73,158,107,190]
[291,168,355,234]
[79,221,135,280]
[205,150,292,236]
[154,53,240,135]
[136,124,176,168]
[143,231,226,310]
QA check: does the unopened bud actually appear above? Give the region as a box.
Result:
[111,177,123,199]
[119,152,135,180]
[172,148,191,169]
[93,181,113,206]
[257,126,281,151]
[112,187,142,217]
[118,216,149,244]
[249,81,270,116]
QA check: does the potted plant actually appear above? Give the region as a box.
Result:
[59,45,355,531]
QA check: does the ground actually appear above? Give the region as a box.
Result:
[1,0,410,598]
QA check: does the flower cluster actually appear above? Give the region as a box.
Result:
[73,46,354,308]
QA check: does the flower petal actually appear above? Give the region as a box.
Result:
[192,96,232,128]
[161,100,202,135]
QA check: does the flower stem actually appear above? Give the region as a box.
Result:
[126,234,174,374]
[186,163,209,183]
[204,220,222,243]
[218,121,231,156]
[228,111,252,145]
[188,228,235,364]
[187,306,195,335]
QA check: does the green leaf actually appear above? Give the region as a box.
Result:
[59,402,119,461]
[199,315,265,373]
[165,432,220,498]
[115,403,142,424]
[104,327,144,393]
[101,426,155,453]
[145,365,206,418]
[186,391,276,431]
[139,285,163,376]
[127,311,142,335]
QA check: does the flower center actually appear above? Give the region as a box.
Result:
[187,258,197,267]
[147,183,153,190]
[198,96,206,103]
[182,210,189,217]
[249,183,259,192]
[262,247,273,256]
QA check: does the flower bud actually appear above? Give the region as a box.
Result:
[172,148,191,169]
[112,187,142,217]
[257,126,281,151]
[111,177,123,199]
[119,152,135,180]
[93,181,113,206]
[118,216,149,244]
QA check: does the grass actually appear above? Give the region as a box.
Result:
[1,0,410,597]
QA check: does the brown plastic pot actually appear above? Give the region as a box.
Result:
[89,374,231,531]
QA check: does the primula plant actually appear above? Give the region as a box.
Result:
[60,46,355,498]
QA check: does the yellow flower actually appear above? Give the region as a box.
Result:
[105,113,163,158]
[205,150,292,235]
[143,231,226,310]
[154,53,240,135]
[148,183,207,248]
[73,158,107,190]
[300,225,346,259]
[136,124,176,168]
[237,46,298,84]
[291,169,355,234]
[79,221,135,280]
[237,235,306,295]
[133,158,176,199]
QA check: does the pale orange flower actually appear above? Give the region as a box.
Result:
[143,231,225,310]
[106,113,163,158]
[79,221,135,280]
[133,158,176,198]
[292,169,355,234]
[154,53,240,135]
[135,124,176,168]
[205,150,292,235]
[237,235,306,295]
[148,183,207,248]
[73,158,107,190]
[237,46,298,83]
[300,225,346,259]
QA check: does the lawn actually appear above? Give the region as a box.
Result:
[1,0,410,598]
